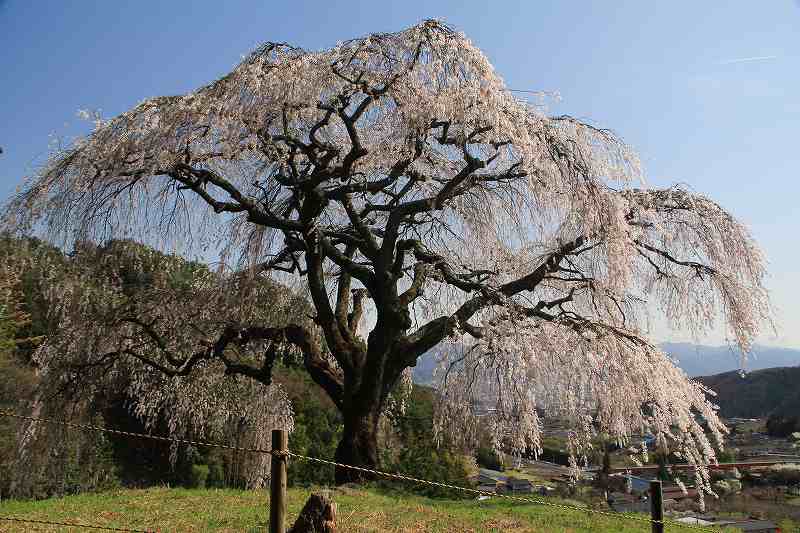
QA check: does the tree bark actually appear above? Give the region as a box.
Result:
[333,398,382,484]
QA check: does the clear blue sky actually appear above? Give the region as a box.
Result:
[1,1,798,348]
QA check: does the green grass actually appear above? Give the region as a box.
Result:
[0,486,659,532]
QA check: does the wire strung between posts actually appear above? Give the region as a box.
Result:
[283,451,720,532]
[0,410,271,454]
[1,410,718,532]
[0,516,153,532]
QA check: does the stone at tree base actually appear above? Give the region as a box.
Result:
[288,492,337,533]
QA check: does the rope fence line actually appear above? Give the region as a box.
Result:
[0,409,271,455]
[284,451,719,532]
[288,451,651,521]
[0,516,153,532]
[0,410,721,532]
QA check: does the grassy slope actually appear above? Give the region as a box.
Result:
[0,486,654,532]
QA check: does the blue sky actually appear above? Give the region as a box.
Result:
[1,1,798,348]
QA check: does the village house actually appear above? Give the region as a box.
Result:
[471,469,535,494]
[472,468,506,494]
[505,477,534,494]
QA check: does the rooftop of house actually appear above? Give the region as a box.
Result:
[478,469,507,482]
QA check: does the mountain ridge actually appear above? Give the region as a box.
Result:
[661,342,799,378]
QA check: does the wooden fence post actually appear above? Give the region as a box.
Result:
[649,479,663,533]
[270,429,288,533]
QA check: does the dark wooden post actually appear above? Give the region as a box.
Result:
[270,429,288,533]
[649,479,664,533]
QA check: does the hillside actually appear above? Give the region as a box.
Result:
[696,366,800,419]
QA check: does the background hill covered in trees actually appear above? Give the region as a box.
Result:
[696,366,800,419]
[695,366,800,438]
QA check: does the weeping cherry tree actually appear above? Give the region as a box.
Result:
[6,20,771,490]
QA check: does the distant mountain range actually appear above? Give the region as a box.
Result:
[412,342,800,384]
[661,342,800,378]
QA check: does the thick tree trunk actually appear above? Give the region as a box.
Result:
[322,303,412,484]
[333,405,381,484]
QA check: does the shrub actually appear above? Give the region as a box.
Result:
[727,467,742,480]
[189,464,209,489]
[475,446,504,471]
[207,462,225,488]
[716,449,736,463]
[767,463,800,485]
[766,415,799,438]
[538,446,570,466]
[386,444,472,499]
[713,480,731,496]
[712,467,741,481]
